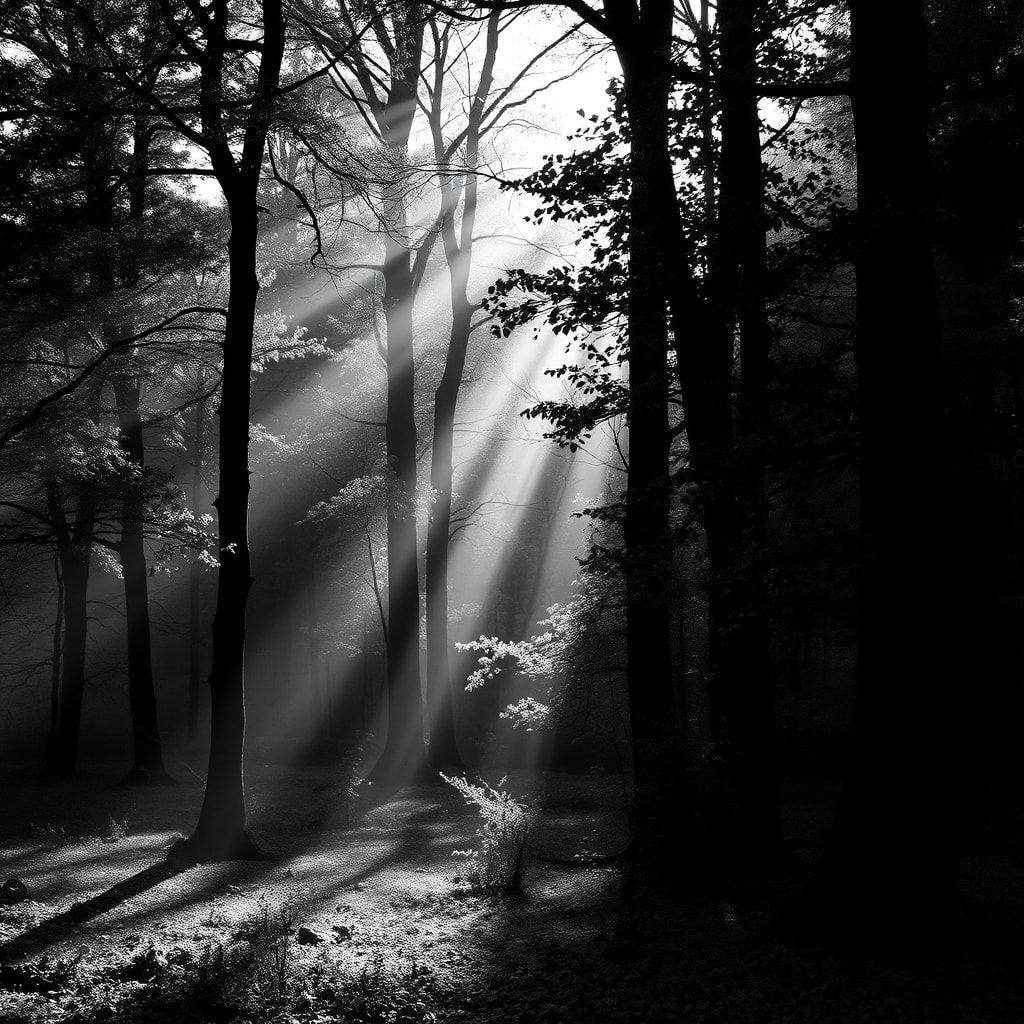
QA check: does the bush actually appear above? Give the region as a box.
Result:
[310,958,439,1024]
[231,892,297,1002]
[148,893,297,1020]
[440,774,535,891]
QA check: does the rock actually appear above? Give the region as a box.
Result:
[332,924,353,942]
[0,878,28,905]
[296,926,323,945]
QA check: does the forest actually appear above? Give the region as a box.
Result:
[0,0,1022,1021]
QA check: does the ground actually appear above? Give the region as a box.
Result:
[0,764,1021,1023]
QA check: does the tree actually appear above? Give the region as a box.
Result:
[789,0,960,948]
[144,0,288,861]
[1,0,227,781]
[421,11,499,770]
[707,0,779,853]
[474,0,856,864]
[307,0,431,784]
[421,8,588,770]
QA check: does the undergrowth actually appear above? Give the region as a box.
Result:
[0,891,443,1024]
[440,774,536,891]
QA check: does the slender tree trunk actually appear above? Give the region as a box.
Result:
[709,0,781,854]
[369,12,429,783]
[423,9,499,773]
[44,550,64,770]
[115,381,170,783]
[43,522,93,777]
[188,385,206,743]
[789,0,959,949]
[632,0,774,859]
[183,201,260,859]
[425,287,470,770]
[374,230,427,782]
[173,0,284,862]
[618,21,687,858]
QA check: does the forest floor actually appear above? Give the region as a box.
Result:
[0,762,1021,1023]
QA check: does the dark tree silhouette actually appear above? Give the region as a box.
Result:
[708,0,780,854]
[162,0,287,862]
[789,0,960,948]
[41,476,96,776]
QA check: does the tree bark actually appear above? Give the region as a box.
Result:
[188,386,206,742]
[172,0,284,863]
[115,380,171,783]
[183,201,261,859]
[789,0,960,949]
[368,8,429,784]
[424,290,470,770]
[374,227,427,781]
[708,0,781,854]
[617,6,687,858]
[44,550,64,770]
[42,495,94,778]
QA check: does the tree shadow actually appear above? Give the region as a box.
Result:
[0,793,456,969]
[0,859,188,965]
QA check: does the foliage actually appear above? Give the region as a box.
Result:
[440,773,536,892]
[308,958,440,1024]
[458,565,623,733]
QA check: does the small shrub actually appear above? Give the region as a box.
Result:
[440,774,535,891]
[233,892,296,999]
[149,894,298,1020]
[312,958,439,1024]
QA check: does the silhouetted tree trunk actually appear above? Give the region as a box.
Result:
[188,385,206,742]
[42,486,95,777]
[115,381,170,783]
[616,1,687,858]
[185,198,262,859]
[174,0,285,862]
[44,550,64,769]
[709,0,780,854]
[790,0,960,948]
[369,7,428,784]
[113,114,170,783]
[425,289,469,770]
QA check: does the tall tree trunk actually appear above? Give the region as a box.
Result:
[789,0,959,949]
[369,10,428,784]
[44,550,64,770]
[709,0,780,854]
[188,387,206,743]
[115,380,171,783]
[174,0,284,862]
[424,12,498,772]
[618,14,687,859]
[374,229,427,782]
[425,284,470,770]
[43,517,93,777]
[182,201,261,859]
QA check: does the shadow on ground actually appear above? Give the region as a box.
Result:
[0,766,1020,1023]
